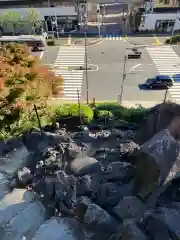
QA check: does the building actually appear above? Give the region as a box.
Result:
[0,0,87,34]
[155,0,180,7]
[139,6,180,32]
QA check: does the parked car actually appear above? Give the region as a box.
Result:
[145,75,173,89]
[172,74,180,82]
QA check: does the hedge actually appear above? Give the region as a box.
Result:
[165,35,180,44]
[52,104,94,124]
[95,102,146,123]
[0,103,147,140]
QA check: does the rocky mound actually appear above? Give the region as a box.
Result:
[0,103,180,239]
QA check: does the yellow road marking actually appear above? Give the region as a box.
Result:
[125,35,128,40]
[153,35,162,45]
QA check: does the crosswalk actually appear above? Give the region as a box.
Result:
[53,46,85,101]
[147,46,180,103]
[105,34,127,41]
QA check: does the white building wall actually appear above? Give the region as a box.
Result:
[0,7,78,20]
[140,12,180,30]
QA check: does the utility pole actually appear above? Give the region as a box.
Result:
[119,54,127,105]
[172,11,180,36]
[84,10,89,104]
[97,4,101,38]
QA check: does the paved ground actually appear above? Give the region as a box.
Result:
[33,37,180,104]
[127,36,167,46]
[80,40,168,103]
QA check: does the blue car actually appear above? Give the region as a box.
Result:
[172,74,180,82]
[145,75,173,89]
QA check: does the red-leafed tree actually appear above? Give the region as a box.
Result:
[0,43,64,130]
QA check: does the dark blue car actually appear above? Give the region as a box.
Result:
[145,75,173,89]
[172,74,180,82]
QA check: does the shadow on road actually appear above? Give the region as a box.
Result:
[138,84,167,91]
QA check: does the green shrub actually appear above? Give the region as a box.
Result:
[165,35,180,44]
[165,38,171,44]
[97,110,114,119]
[53,104,94,123]
[95,102,146,123]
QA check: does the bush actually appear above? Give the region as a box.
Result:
[52,104,94,124]
[96,110,114,120]
[95,102,146,123]
[165,35,180,44]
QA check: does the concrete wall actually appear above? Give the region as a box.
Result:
[139,12,180,30]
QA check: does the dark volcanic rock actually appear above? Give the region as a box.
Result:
[1,113,180,239]
[66,156,102,176]
[83,203,119,237]
[113,196,146,220]
[135,102,180,145]
[32,217,85,240]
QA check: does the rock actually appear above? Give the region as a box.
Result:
[113,196,145,220]
[22,130,70,152]
[67,142,81,159]
[0,189,35,226]
[144,215,173,240]
[83,203,119,234]
[0,145,29,177]
[133,128,180,198]
[103,162,134,181]
[17,167,32,186]
[135,102,180,145]
[0,172,10,200]
[120,221,148,240]
[66,156,101,176]
[119,141,139,154]
[153,204,180,239]
[32,217,85,240]
[76,196,92,218]
[96,182,123,207]
[0,201,46,240]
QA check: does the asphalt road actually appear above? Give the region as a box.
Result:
[31,46,60,65]
[81,39,168,103]
[32,38,173,104]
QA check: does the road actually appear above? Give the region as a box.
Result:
[34,36,180,105]
[81,39,167,103]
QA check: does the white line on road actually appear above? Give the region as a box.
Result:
[129,64,142,72]
[40,51,44,59]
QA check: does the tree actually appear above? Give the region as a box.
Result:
[0,43,64,131]
[128,10,142,32]
[23,8,41,34]
[0,11,21,35]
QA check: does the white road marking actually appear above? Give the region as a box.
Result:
[40,51,44,59]
[52,46,85,101]
[129,64,142,72]
[147,46,180,103]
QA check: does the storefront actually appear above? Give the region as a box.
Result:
[44,15,78,32]
[139,7,180,32]
[155,19,175,32]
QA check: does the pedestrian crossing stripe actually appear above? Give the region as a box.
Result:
[105,34,125,40]
[52,46,85,101]
[147,46,180,103]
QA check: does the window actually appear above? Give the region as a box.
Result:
[155,19,175,32]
